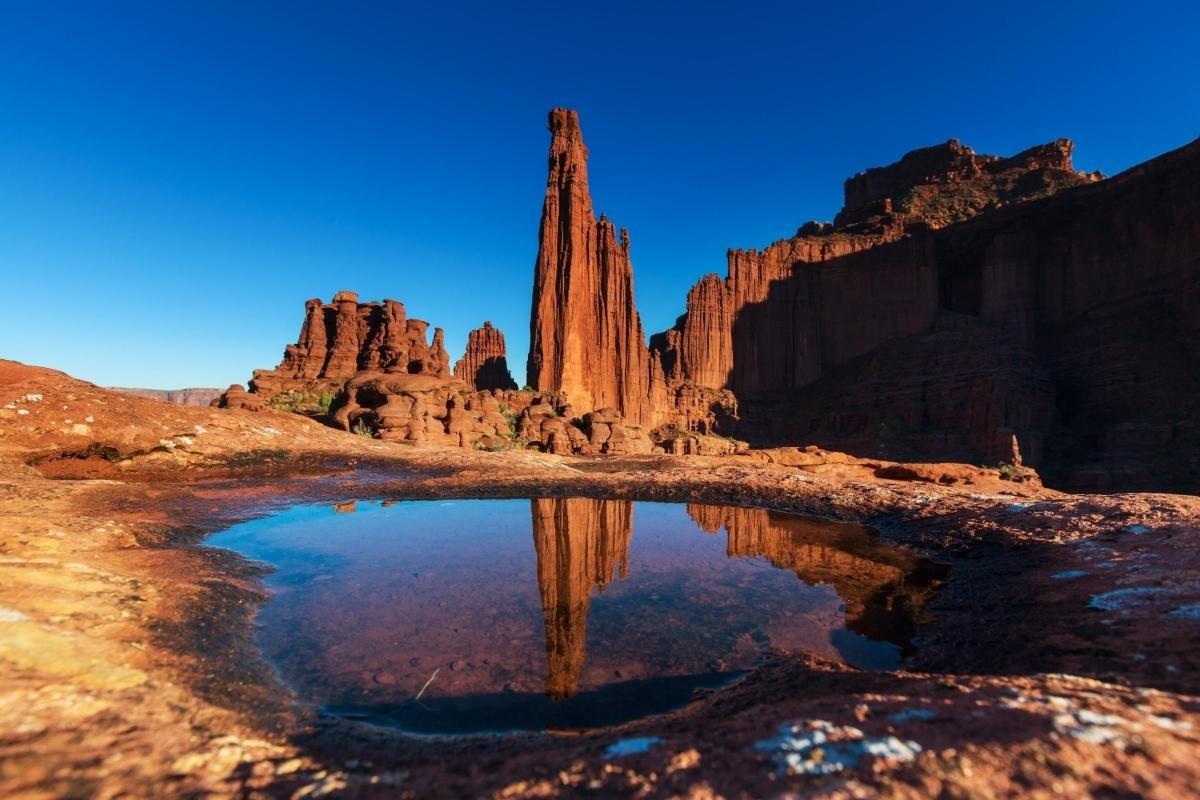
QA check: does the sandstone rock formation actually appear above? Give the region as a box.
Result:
[222,285,671,454]
[524,109,740,449]
[212,384,262,412]
[247,291,453,402]
[217,111,1198,490]
[836,138,1096,229]
[453,321,517,391]
[651,133,1200,491]
[526,109,662,427]
[652,138,1101,397]
[330,372,521,450]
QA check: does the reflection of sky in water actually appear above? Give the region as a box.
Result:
[208,499,937,733]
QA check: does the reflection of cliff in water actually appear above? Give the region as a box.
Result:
[531,498,944,701]
[686,503,944,652]
[531,498,632,699]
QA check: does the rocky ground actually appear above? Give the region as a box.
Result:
[1,359,1198,799]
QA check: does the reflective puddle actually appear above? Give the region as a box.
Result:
[208,498,944,733]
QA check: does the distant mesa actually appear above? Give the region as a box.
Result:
[217,107,1200,492]
[112,387,223,407]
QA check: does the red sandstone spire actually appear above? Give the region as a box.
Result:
[526,108,657,424]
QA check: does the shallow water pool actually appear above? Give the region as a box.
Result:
[208,498,942,733]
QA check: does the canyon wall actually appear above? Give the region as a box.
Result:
[653,135,1199,491]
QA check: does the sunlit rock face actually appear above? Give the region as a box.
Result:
[241,292,452,401]
[526,109,661,427]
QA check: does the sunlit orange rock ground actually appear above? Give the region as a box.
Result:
[1,359,1197,798]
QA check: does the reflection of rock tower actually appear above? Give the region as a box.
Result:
[530,498,633,699]
[687,504,939,645]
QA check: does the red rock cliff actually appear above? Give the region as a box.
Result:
[453,321,517,391]
[526,109,660,426]
[653,133,1200,491]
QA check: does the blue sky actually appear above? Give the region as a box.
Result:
[2,1,1198,389]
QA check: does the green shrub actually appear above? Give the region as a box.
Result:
[499,404,519,439]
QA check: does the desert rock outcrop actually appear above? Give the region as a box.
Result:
[453,321,517,391]
[247,292,453,403]
[652,133,1199,491]
[526,109,662,427]
[217,111,1198,491]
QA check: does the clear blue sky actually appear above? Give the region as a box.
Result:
[3,1,1198,389]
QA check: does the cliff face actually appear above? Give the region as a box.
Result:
[453,321,517,391]
[655,138,1098,395]
[653,134,1200,491]
[526,109,660,426]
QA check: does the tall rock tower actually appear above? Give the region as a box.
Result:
[526,108,659,425]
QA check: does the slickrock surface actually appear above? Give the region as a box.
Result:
[111,386,224,407]
[454,321,518,391]
[2,359,1199,798]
